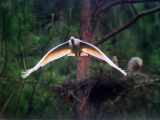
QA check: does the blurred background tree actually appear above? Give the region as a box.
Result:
[0,0,160,119]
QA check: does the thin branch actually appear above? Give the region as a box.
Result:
[134,78,160,88]
[0,5,8,77]
[95,0,160,17]
[95,6,160,46]
[80,97,86,110]
[130,3,138,15]
[70,91,82,103]
[112,77,160,104]
[96,0,105,9]
[22,54,27,70]
[0,84,20,116]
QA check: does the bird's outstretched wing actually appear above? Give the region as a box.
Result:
[22,41,71,78]
[80,40,127,76]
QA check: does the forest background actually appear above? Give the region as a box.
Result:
[0,0,160,119]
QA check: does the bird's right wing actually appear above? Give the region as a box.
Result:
[80,40,127,76]
[22,41,71,78]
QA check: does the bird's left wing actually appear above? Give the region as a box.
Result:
[80,40,127,76]
[22,41,71,78]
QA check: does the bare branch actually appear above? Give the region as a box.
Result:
[134,78,160,88]
[0,85,20,116]
[95,0,160,16]
[80,97,86,110]
[70,91,82,102]
[112,77,160,104]
[95,6,160,46]
[130,3,138,15]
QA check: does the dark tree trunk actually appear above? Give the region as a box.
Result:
[76,0,93,119]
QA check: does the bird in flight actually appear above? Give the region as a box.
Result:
[22,36,127,78]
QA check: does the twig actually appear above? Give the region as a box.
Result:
[130,3,138,15]
[0,6,8,77]
[95,0,160,17]
[95,6,160,46]
[0,84,20,116]
[22,53,27,70]
[80,97,86,110]
[112,77,160,104]
[134,78,160,88]
[70,91,82,103]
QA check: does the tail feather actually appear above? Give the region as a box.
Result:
[21,69,33,79]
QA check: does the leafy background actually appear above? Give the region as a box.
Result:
[0,0,160,119]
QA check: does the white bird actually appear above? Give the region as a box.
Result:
[22,36,127,78]
[127,57,143,74]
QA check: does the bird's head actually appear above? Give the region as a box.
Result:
[69,36,80,47]
[70,36,75,40]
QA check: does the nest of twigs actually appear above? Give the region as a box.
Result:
[56,72,159,107]
[55,71,160,119]
[56,78,131,106]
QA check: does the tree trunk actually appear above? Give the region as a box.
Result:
[77,0,92,80]
[76,0,92,119]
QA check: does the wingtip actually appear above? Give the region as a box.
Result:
[121,70,127,76]
[21,70,28,79]
[21,69,33,79]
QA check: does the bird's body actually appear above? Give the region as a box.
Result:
[127,57,143,74]
[22,36,127,78]
[69,38,81,56]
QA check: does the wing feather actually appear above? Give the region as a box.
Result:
[22,41,71,78]
[40,47,71,66]
[80,40,127,76]
[82,47,103,59]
